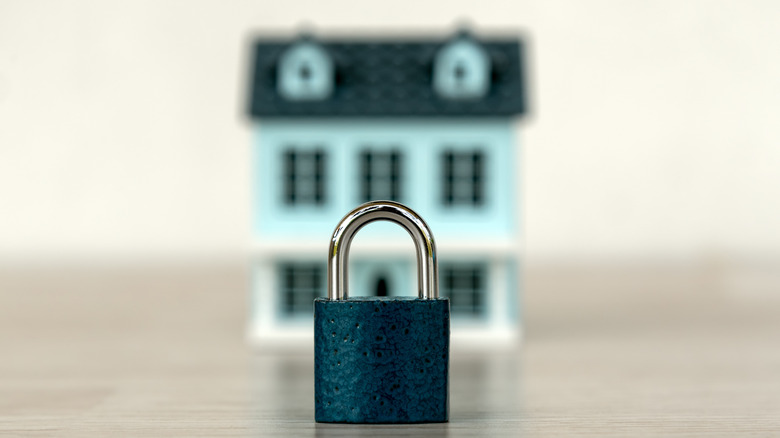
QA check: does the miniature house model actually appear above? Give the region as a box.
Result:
[246,30,527,344]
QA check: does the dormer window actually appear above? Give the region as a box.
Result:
[433,36,491,100]
[277,41,333,101]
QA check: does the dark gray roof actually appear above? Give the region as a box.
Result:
[247,36,527,118]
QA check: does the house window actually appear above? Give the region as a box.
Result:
[360,149,402,202]
[283,148,326,205]
[441,149,485,206]
[441,264,486,316]
[277,41,334,101]
[279,262,324,315]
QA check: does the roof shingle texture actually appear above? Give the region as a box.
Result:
[248,38,526,118]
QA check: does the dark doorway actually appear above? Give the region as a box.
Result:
[375,275,390,297]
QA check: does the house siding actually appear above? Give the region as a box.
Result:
[252,119,517,240]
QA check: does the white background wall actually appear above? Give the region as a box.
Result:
[1,0,778,263]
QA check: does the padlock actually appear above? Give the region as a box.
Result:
[314,200,450,423]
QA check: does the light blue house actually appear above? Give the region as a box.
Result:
[246,30,527,345]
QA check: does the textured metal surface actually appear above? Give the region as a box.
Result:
[248,36,526,118]
[328,201,438,300]
[314,298,450,423]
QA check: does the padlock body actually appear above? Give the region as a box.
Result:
[314,297,450,423]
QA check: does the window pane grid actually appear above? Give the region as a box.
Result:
[441,264,486,316]
[360,148,402,202]
[280,263,324,315]
[441,149,485,207]
[283,148,326,205]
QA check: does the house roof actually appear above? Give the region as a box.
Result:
[247,35,527,118]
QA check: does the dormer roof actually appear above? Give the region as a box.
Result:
[277,39,334,101]
[433,33,492,100]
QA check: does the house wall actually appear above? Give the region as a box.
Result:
[249,255,519,342]
[249,118,522,342]
[252,119,518,242]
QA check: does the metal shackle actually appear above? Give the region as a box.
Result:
[327,201,439,300]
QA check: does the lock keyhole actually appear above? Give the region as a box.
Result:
[375,275,390,297]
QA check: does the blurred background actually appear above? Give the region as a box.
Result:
[1,0,778,269]
[2,1,780,434]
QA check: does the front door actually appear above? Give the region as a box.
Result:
[351,259,410,298]
[374,274,390,297]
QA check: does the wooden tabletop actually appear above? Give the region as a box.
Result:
[1,263,779,436]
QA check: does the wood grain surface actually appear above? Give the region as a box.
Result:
[1,263,778,436]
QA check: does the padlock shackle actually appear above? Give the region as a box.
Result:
[328,201,438,300]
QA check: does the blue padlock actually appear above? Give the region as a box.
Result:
[314,201,450,423]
